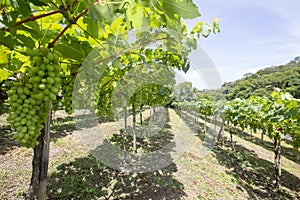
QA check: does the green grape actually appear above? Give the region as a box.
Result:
[39,84,46,90]
[40,47,49,55]
[38,70,45,77]
[46,52,54,61]
[47,77,54,84]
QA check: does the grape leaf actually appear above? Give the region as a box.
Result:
[127,3,150,28]
[0,68,11,82]
[55,44,85,61]
[16,0,31,17]
[15,34,35,48]
[18,24,41,40]
[162,0,200,19]
[87,2,103,22]
[30,0,47,6]
[213,18,221,34]
[182,61,190,73]
[0,47,9,64]
[0,34,18,49]
[85,18,99,38]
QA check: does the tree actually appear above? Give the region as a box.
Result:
[176,81,193,100]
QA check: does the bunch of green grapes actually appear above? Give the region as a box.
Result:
[76,81,98,114]
[7,47,61,148]
[62,75,75,115]
[64,66,97,113]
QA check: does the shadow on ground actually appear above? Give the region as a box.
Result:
[50,113,109,142]
[0,124,20,155]
[48,109,186,199]
[48,155,185,199]
[50,116,77,140]
[212,143,300,200]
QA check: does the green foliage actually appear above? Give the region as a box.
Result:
[224,90,300,150]
[198,98,213,119]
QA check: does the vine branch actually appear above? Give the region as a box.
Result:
[47,0,105,48]
[71,0,80,10]
[12,10,61,28]
[47,23,71,49]
[47,8,88,48]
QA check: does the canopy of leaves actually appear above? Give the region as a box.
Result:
[0,0,220,82]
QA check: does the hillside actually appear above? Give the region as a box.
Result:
[221,57,300,100]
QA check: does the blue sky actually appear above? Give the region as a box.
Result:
[179,0,300,89]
